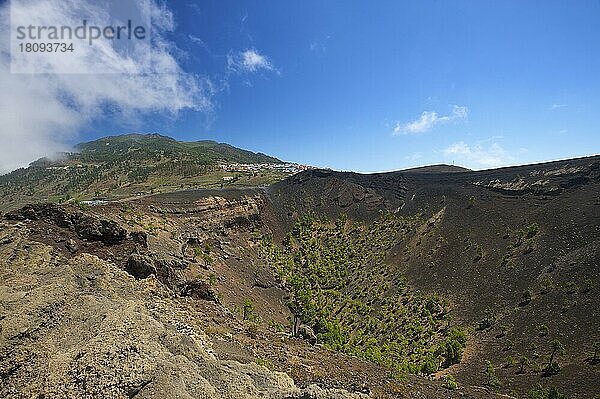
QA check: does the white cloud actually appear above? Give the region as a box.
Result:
[551,104,568,109]
[452,105,469,119]
[227,49,276,73]
[0,0,211,173]
[442,141,514,169]
[393,105,468,135]
[395,111,444,134]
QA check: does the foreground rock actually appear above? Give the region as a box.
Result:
[0,221,364,399]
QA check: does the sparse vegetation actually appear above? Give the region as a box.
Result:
[545,339,565,375]
[478,307,496,330]
[243,298,259,322]
[485,360,501,387]
[527,384,567,399]
[541,276,554,293]
[442,373,458,390]
[521,289,533,305]
[502,223,541,267]
[519,355,530,374]
[592,342,600,363]
[259,212,466,376]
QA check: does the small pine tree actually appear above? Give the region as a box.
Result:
[592,342,600,363]
[485,360,501,387]
[545,339,565,374]
[243,298,259,322]
[519,355,529,374]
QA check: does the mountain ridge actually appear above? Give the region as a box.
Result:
[0,133,289,212]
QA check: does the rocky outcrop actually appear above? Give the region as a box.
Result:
[150,195,264,230]
[178,280,218,302]
[5,203,127,243]
[472,159,600,195]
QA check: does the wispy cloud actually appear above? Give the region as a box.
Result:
[442,141,514,169]
[309,42,323,52]
[189,35,206,46]
[551,104,568,109]
[227,49,277,74]
[309,35,331,54]
[0,0,211,173]
[187,3,202,15]
[393,105,468,135]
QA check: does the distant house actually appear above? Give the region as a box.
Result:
[223,176,234,181]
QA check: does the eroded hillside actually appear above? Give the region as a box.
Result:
[1,155,599,398]
[268,156,600,398]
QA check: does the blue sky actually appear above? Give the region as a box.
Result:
[11,0,600,172]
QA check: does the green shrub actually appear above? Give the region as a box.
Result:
[581,278,593,293]
[541,276,554,293]
[442,374,458,390]
[527,384,566,399]
[436,328,468,367]
[478,308,496,330]
[504,355,515,367]
[254,357,276,371]
[420,355,439,375]
[243,299,259,322]
[208,273,217,285]
[521,289,533,305]
[485,360,501,387]
[525,223,539,239]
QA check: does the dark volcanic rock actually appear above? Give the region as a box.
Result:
[125,253,188,285]
[179,280,218,302]
[126,253,156,279]
[5,203,127,244]
[130,231,149,248]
